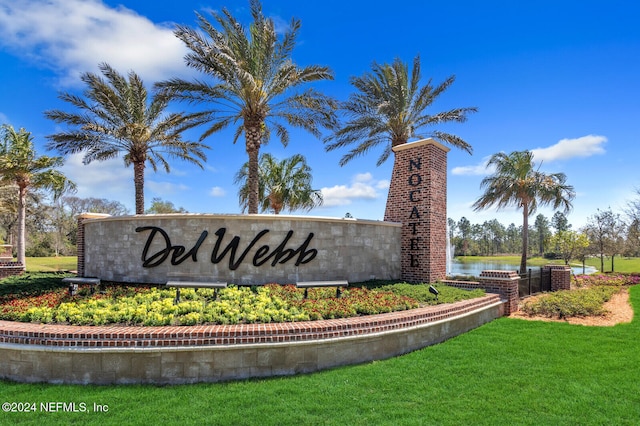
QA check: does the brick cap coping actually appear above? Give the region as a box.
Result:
[391,137,451,153]
[80,212,402,227]
[0,294,501,348]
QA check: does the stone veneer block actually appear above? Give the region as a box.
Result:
[77,214,401,285]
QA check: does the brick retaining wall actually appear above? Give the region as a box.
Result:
[0,294,503,384]
[444,270,520,314]
[0,262,24,279]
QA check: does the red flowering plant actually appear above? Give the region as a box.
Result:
[1,275,484,326]
[266,285,419,320]
[573,273,640,288]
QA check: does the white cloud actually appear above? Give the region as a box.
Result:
[0,0,189,86]
[209,186,226,197]
[146,181,189,195]
[59,152,133,206]
[531,135,607,162]
[451,156,493,176]
[0,112,9,126]
[452,135,607,177]
[320,173,384,207]
[353,172,373,182]
[376,179,390,190]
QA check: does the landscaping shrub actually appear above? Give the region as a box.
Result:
[521,286,619,319]
[0,275,487,326]
[573,273,640,287]
[376,283,485,305]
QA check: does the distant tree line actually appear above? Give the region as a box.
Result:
[450,198,640,272]
[0,190,190,257]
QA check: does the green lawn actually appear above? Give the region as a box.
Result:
[457,255,640,273]
[21,255,640,275]
[2,286,639,425]
[24,257,77,273]
[583,256,640,273]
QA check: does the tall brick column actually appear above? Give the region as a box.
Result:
[76,213,111,277]
[384,138,449,283]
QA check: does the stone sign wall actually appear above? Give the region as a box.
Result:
[79,214,401,285]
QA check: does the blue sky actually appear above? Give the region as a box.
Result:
[0,0,638,229]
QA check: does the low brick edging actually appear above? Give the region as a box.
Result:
[0,294,503,384]
[0,262,24,279]
[444,270,520,314]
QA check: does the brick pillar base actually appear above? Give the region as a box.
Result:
[545,264,571,291]
[0,262,25,279]
[384,139,449,283]
[478,270,520,314]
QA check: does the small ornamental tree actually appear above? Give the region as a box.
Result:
[549,230,589,266]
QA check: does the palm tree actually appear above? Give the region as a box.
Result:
[156,0,337,214]
[45,63,209,214]
[472,150,575,273]
[235,153,322,214]
[325,54,477,166]
[0,125,76,267]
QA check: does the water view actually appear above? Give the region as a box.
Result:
[448,260,596,277]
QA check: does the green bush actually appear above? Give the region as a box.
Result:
[376,283,485,305]
[0,275,488,326]
[522,286,619,318]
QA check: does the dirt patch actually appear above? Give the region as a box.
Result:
[510,287,633,326]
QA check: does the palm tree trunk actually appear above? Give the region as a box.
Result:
[134,161,145,215]
[245,123,262,215]
[520,203,529,274]
[16,185,27,269]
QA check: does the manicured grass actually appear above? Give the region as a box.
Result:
[2,286,639,425]
[25,257,77,273]
[456,255,565,267]
[583,256,640,273]
[457,254,640,273]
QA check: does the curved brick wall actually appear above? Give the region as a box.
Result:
[0,295,503,384]
[79,214,401,285]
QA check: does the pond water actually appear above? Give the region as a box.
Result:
[448,260,596,277]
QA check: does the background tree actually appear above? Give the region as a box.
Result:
[624,188,640,256]
[624,218,640,257]
[584,208,625,272]
[58,196,129,250]
[325,54,477,166]
[146,197,187,214]
[549,229,590,266]
[551,211,571,233]
[505,223,520,254]
[61,196,129,218]
[45,63,208,214]
[597,208,625,272]
[472,150,575,273]
[0,184,21,245]
[457,217,472,256]
[447,217,457,248]
[533,214,551,256]
[0,125,75,266]
[158,0,337,214]
[235,153,322,214]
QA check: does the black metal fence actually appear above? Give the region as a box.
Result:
[518,267,552,298]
